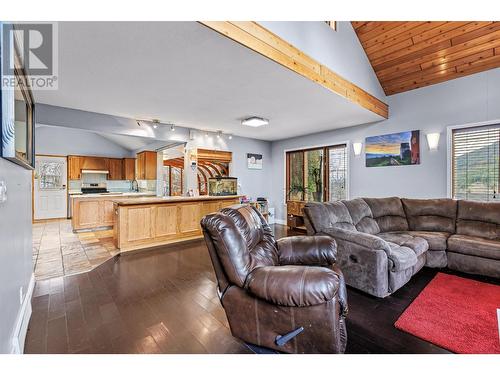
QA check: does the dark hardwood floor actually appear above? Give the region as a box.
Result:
[24,225,498,354]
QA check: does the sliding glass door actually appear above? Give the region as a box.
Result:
[286,144,347,203]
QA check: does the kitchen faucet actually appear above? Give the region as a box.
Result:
[131,179,139,192]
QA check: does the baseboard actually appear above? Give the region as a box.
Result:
[11,273,35,354]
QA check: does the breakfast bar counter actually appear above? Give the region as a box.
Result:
[112,194,241,206]
[113,195,241,252]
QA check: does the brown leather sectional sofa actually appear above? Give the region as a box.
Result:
[303,197,500,298]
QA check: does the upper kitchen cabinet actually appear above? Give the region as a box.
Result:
[81,156,108,171]
[108,158,124,180]
[137,151,157,180]
[123,158,136,180]
[68,155,82,180]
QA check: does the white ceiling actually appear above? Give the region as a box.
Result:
[34,22,383,141]
[97,132,159,151]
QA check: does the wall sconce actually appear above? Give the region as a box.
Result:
[426,133,440,151]
[353,142,363,156]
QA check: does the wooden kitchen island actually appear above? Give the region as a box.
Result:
[113,195,241,252]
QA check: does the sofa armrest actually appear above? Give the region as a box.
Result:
[276,235,337,266]
[320,228,391,253]
[330,264,348,317]
[245,265,341,307]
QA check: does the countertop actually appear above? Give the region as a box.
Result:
[113,195,242,206]
[70,192,156,199]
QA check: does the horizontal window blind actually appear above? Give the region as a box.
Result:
[328,144,347,201]
[452,124,500,201]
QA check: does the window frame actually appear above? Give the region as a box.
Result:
[284,141,350,204]
[447,119,500,199]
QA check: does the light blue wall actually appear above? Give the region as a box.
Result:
[35,125,133,157]
[35,105,273,201]
[258,21,386,100]
[0,159,33,353]
[269,68,500,222]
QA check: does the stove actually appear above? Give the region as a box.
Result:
[81,183,108,194]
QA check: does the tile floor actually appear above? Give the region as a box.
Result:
[32,219,119,280]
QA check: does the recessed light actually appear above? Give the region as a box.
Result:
[242,116,269,127]
[228,134,233,140]
[217,131,222,139]
[170,124,175,132]
[152,119,160,129]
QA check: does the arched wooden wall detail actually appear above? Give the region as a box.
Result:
[163,149,232,195]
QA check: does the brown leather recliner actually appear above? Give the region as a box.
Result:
[200,204,348,354]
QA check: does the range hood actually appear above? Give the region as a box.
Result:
[81,169,109,174]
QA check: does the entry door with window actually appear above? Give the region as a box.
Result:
[34,156,68,219]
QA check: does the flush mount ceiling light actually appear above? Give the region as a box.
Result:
[241,116,269,127]
[152,119,160,129]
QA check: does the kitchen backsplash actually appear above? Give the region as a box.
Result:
[138,180,157,192]
[69,173,156,193]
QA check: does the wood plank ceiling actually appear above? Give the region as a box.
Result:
[352,21,500,95]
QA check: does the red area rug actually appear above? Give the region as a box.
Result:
[395,273,500,353]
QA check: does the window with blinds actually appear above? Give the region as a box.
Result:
[286,143,347,202]
[452,124,500,201]
[328,145,347,201]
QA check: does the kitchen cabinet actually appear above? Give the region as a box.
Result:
[136,151,157,180]
[102,200,115,226]
[123,158,136,180]
[114,196,240,252]
[68,155,82,180]
[72,200,102,229]
[108,158,123,180]
[71,196,117,230]
[81,156,108,171]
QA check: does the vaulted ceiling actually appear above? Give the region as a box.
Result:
[352,21,500,95]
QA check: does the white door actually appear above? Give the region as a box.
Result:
[34,156,68,220]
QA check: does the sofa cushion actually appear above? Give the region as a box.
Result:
[448,234,500,260]
[404,231,450,251]
[402,198,457,233]
[456,200,500,240]
[342,198,380,234]
[386,243,418,272]
[376,232,428,257]
[303,201,356,234]
[363,197,409,232]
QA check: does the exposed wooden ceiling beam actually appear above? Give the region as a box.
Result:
[199,21,389,119]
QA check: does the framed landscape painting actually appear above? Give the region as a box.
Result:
[365,130,420,167]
